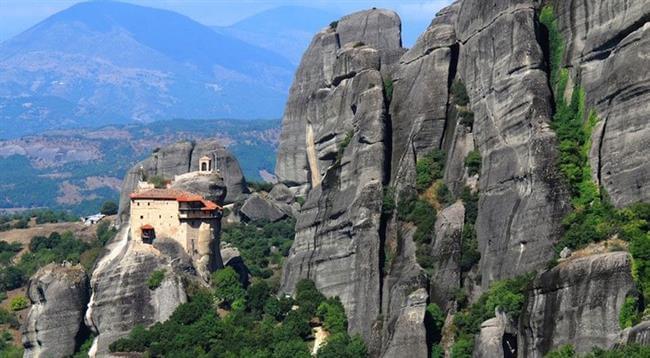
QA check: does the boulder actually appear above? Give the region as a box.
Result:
[220,245,250,287]
[239,194,287,222]
[474,310,517,358]
[381,288,429,358]
[22,264,90,358]
[430,201,465,310]
[519,252,635,356]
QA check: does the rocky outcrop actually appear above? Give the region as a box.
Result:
[519,252,635,356]
[22,264,90,358]
[430,202,464,310]
[279,10,395,343]
[85,226,188,356]
[117,140,247,223]
[220,245,250,286]
[551,0,650,207]
[474,310,517,358]
[621,320,650,346]
[239,193,288,222]
[381,288,429,358]
[274,9,403,195]
[456,0,569,287]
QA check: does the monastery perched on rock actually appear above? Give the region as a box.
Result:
[129,154,223,264]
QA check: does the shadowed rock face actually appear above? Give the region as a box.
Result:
[551,0,650,207]
[520,252,635,356]
[85,226,188,356]
[456,0,569,287]
[117,140,247,223]
[274,9,403,195]
[277,10,400,346]
[274,1,648,356]
[22,264,89,358]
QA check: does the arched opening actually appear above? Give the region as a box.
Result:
[141,224,155,244]
[201,162,207,171]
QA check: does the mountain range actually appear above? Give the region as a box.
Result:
[0,1,336,138]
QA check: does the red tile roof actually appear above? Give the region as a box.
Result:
[130,188,222,211]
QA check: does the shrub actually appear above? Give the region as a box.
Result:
[295,279,325,315]
[450,336,473,358]
[336,130,354,163]
[415,150,446,192]
[147,175,167,189]
[619,295,640,329]
[546,344,575,358]
[147,269,165,290]
[436,183,454,207]
[459,110,474,128]
[451,80,470,106]
[464,150,482,176]
[317,333,367,358]
[382,187,396,215]
[248,181,274,193]
[0,308,19,329]
[460,223,480,272]
[100,200,118,215]
[212,267,245,306]
[317,297,348,334]
[329,20,338,29]
[426,303,445,342]
[384,78,394,102]
[9,295,29,311]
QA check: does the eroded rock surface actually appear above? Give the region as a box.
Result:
[519,252,635,356]
[381,288,429,358]
[240,193,288,222]
[22,264,89,358]
[551,0,650,207]
[85,226,188,356]
[279,11,395,343]
[456,0,569,287]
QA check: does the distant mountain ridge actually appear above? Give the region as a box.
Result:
[0,1,294,138]
[213,6,339,65]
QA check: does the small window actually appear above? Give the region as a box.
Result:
[159,215,161,219]
[140,215,143,219]
[137,202,140,206]
[148,202,150,206]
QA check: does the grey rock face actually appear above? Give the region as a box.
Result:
[456,0,569,287]
[551,0,650,207]
[239,193,288,222]
[22,264,90,358]
[519,252,635,356]
[274,9,403,192]
[621,320,650,346]
[279,37,389,343]
[220,245,250,286]
[117,140,247,223]
[430,201,464,310]
[86,226,187,355]
[389,3,458,181]
[474,310,516,358]
[381,288,429,358]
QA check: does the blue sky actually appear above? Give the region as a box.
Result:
[0,0,454,46]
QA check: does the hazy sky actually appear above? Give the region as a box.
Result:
[0,0,454,46]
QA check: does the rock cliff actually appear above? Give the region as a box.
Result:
[85,225,188,356]
[22,264,90,358]
[274,1,649,357]
[519,252,635,356]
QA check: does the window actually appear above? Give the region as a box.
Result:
[140,215,143,219]
[137,202,140,206]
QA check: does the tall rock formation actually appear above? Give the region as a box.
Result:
[520,252,635,356]
[22,264,90,358]
[272,0,650,356]
[550,0,650,207]
[85,225,189,356]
